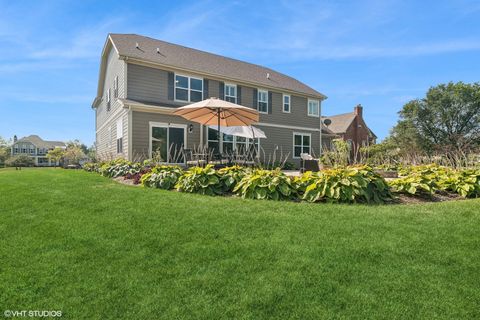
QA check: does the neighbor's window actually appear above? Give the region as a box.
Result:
[283,94,290,113]
[293,133,311,158]
[307,99,319,117]
[258,89,268,113]
[175,74,203,102]
[225,84,236,103]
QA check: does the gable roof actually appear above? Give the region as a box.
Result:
[15,135,65,149]
[322,112,377,138]
[106,33,327,100]
[322,112,357,134]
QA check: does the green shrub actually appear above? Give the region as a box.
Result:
[234,169,296,200]
[438,169,480,198]
[391,164,450,196]
[298,166,392,204]
[5,155,35,167]
[389,174,438,195]
[99,159,141,178]
[141,166,183,190]
[218,165,248,193]
[175,165,223,196]
[82,162,99,172]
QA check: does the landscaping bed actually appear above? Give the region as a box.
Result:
[85,160,480,205]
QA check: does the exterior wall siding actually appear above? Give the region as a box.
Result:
[96,45,127,160]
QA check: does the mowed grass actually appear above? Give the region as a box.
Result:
[0,168,479,319]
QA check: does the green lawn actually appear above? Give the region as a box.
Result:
[1,168,479,319]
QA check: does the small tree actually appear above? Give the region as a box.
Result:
[47,148,65,167]
[0,136,11,167]
[6,155,34,168]
[63,146,85,165]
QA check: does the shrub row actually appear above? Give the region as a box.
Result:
[389,164,480,198]
[84,161,394,204]
[83,161,480,202]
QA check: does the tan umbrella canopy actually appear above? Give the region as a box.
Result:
[173,97,259,154]
[173,97,259,126]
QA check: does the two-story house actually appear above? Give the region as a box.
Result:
[11,135,66,166]
[92,34,331,166]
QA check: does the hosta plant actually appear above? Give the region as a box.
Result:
[83,162,99,172]
[98,159,142,178]
[175,165,223,195]
[438,169,480,198]
[233,169,296,200]
[218,165,248,193]
[141,166,183,190]
[300,166,392,204]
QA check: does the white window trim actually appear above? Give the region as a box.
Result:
[257,89,268,114]
[307,99,320,117]
[283,94,291,113]
[149,121,188,163]
[174,73,203,103]
[292,132,312,159]
[224,83,237,103]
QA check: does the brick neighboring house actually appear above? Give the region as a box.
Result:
[322,104,377,150]
[11,135,66,166]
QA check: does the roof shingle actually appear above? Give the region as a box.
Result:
[109,34,326,99]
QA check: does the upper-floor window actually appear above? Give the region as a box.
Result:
[258,89,268,113]
[308,99,319,117]
[175,74,203,102]
[106,88,111,111]
[283,94,291,113]
[113,76,118,98]
[225,84,236,103]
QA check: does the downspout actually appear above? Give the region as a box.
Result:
[319,100,322,159]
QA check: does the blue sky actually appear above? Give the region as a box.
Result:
[1,0,479,146]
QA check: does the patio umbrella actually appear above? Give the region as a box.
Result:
[212,125,267,139]
[173,97,259,153]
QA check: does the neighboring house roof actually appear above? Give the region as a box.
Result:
[15,135,66,149]
[322,112,377,138]
[322,113,357,134]
[106,33,327,100]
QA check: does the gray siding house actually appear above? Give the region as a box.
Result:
[92,34,331,166]
[11,135,66,166]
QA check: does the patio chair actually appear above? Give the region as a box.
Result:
[184,148,207,167]
[300,153,320,173]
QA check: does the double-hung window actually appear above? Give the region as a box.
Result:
[258,89,268,113]
[225,84,236,103]
[175,74,203,102]
[307,99,319,117]
[283,94,290,113]
[293,133,311,158]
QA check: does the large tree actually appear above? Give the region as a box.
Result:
[391,82,480,153]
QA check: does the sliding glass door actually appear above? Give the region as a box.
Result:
[150,123,186,163]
